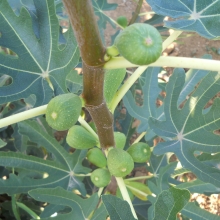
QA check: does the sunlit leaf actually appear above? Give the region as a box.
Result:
[181,202,220,220]
[0,0,79,106]
[147,0,220,39]
[149,69,220,187]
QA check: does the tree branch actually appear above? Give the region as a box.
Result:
[128,0,143,25]
[62,0,115,148]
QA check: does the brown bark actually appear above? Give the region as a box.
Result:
[62,0,115,148]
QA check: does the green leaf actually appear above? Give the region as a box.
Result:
[124,181,152,201]
[92,0,118,29]
[153,187,190,220]
[104,68,126,106]
[0,152,69,195]
[147,0,220,39]
[0,0,79,106]
[66,70,83,94]
[123,67,164,141]
[149,69,220,187]
[0,138,6,148]
[147,153,168,178]
[133,198,151,220]
[102,195,136,220]
[29,187,99,220]
[91,204,108,220]
[177,55,211,106]
[0,120,89,195]
[181,202,220,220]
[176,179,220,194]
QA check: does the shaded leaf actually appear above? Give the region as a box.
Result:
[102,195,136,220]
[29,187,99,220]
[0,0,79,106]
[91,204,108,220]
[92,0,118,29]
[177,55,211,106]
[104,68,126,106]
[133,198,151,220]
[0,120,89,195]
[66,70,83,94]
[123,67,164,141]
[176,179,220,195]
[0,138,6,148]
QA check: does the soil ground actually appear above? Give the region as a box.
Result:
[104,0,220,217]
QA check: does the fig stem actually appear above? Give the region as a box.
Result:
[105,55,220,72]
[129,0,143,25]
[16,202,40,219]
[98,187,104,197]
[0,106,99,144]
[125,175,154,181]
[63,0,115,149]
[0,105,47,128]
[115,177,138,219]
[132,131,146,144]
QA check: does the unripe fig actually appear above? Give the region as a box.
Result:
[127,142,151,163]
[66,125,97,149]
[107,148,134,177]
[87,148,107,168]
[106,45,119,57]
[46,93,82,131]
[114,132,126,149]
[116,16,128,28]
[114,23,162,65]
[90,168,111,188]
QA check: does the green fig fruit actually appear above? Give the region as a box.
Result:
[114,23,162,65]
[127,142,151,163]
[114,132,126,149]
[90,168,111,188]
[66,125,97,149]
[116,16,128,28]
[107,148,134,177]
[46,93,82,131]
[87,148,107,168]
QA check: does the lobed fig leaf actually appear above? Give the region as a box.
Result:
[87,148,107,168]
[46,93,82,131]
[114,23,162,65]
[66,125,97,149]
[127,142,151,163]
[90,168,111,188]
[107,148,134,177]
